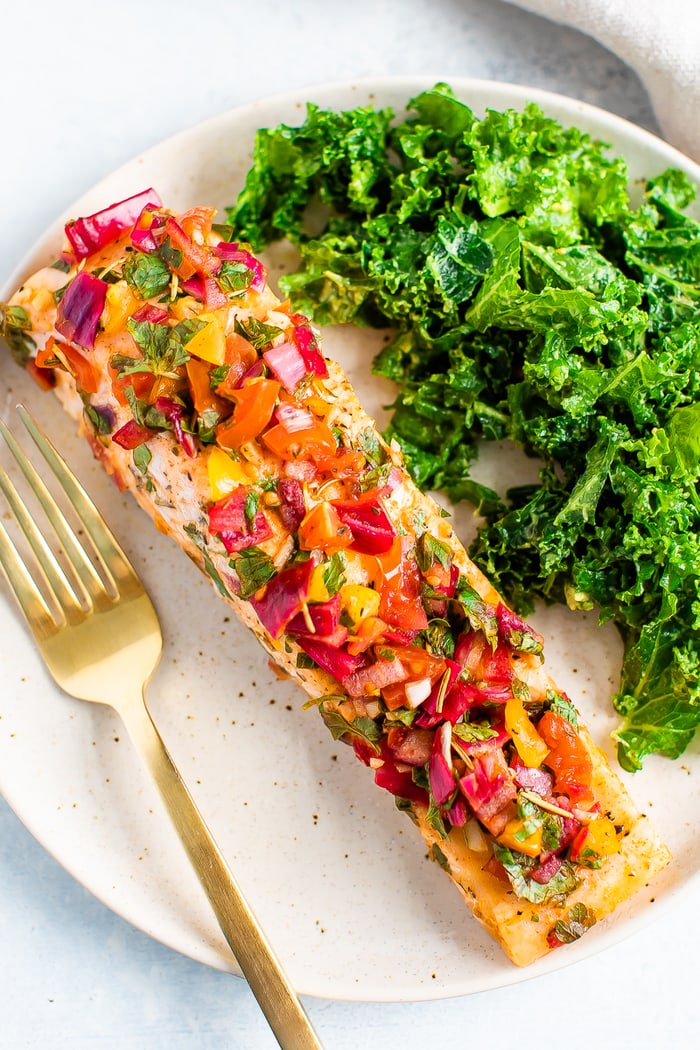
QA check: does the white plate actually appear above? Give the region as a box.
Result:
[1,77,699,1003]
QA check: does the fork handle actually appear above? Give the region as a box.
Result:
[119,691,323,1050]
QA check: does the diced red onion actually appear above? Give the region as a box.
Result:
[511,757,554,796]
[274,401,315,432]
[287,594,343,638]
[333,499,396,555]
[250,557,316,638]
[55,271,108,350]
[464,818,487,852]
[131,207,166,253]
[296,635,367,680]
[180,275,228,310]
[277,478,306,532]
[447,796,469,827]
[291,321,328,378]
[404,676,433,709]
[131,303,169,324]
[263,341,308,393]
[154,396,197,457]
[235,358,266,387]
[429,723,456,806]
[530,853,563,885]
[208,486,272,554]
[417,658,463,726]
[459,749,516,835]
[496,602,544,651]
[65,188,163,260]
[342,655,408,698]
[112,419,152,450]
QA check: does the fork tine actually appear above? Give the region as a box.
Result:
[0,518,59,637]
[0,462,83,617]
[0,412,112,605]
[16,406,135,596]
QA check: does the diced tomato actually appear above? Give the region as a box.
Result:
[36,336,101,395]
[538,711,594,805]
[386,726,433,767]
[346,615,389,655]
[163,216,221,279]
[215,377,280,449]
[185,357,231,418]
[378,553,429,633]
[25,356,56,390]
[62,341,101,394]
[332,498,396,555]
[298,501,354,551]
[178,206,216,240]
[262,419,337,463]
[112,419,153,450]
[208,486,272,553]
[570,816,620,866]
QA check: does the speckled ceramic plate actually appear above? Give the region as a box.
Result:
[1,78,699,1002]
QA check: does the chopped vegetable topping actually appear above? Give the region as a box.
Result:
[15,187,631,927]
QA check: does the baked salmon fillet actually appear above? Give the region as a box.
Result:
[2,190,670,967]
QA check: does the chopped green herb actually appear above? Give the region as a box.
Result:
[123,252,172,299]
[0,303,36,366]
[493,843,581,904]
[546,690,579,729]
[133,444,152,475]
[357,427,388,468]
[243,490,260,526]
[453,721,498,743]
[209,364,230,389]
[319,702,381,754]
[218,260,253,294]
[549,902,597,944]
[322,552,347,596]
[234,316,282,350]
[430,843,451,872]
[417,532,452,572]
[183,524,232,599]
[118,317,206,378]
[231,546,277,599]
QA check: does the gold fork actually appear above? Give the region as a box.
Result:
[0,405,323,1050]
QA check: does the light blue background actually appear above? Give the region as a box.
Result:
[1,2,698,1047]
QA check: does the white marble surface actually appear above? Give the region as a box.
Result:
[0,1,698,1047]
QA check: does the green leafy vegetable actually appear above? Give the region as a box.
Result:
[229,83,700,771]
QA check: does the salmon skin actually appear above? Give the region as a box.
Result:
[4,192,670,966]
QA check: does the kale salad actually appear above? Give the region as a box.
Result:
[227,83,700,773]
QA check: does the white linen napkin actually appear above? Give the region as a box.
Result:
[506,0,700,162]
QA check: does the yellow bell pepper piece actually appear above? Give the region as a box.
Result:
[187,312,227,365]
[505,696,550,768]
[102,280,140,335]
[498,818,543,859]
[308,565,331,603]
[207,446,250,501]
[341,584,381,628]
[578,815,621,859]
